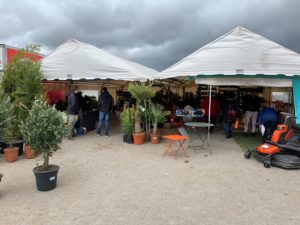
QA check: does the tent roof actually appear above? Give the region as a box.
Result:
[157,26,300,80]
[41,39,158,81]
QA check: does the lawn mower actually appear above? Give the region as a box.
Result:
[244,114,300,169]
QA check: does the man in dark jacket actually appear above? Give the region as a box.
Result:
[67,86,79,140]
[96,87,114,137]
[258,106,280,142]
[243,91,261,136]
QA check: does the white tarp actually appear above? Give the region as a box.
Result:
[196,77,292,87]
[157,26,300,79]
[41,39,158,81]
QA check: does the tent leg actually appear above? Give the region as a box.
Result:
[208,85,212,148]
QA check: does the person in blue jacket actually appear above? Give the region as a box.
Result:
[258,106,280,142]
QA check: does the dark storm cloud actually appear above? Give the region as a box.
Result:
[0,0,299,71]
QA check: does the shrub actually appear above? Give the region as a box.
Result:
[20,100,67,170]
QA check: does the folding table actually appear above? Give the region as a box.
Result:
[184,122,214,153]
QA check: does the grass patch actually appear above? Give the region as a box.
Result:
[233,132,262,151]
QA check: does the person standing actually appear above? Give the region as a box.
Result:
[258,106,280,143]
[96,87,114,137]
[67,86,79,140]
[223,102,237,139]
[243,91,261,137]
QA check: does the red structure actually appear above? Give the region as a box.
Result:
[0,44,44,71]
[6,47,43,63]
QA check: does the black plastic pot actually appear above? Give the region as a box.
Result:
[0,141,7,154]
[78,110,98,131]
[33,165,60,191]
[123,134,127,142]
[13,141,24,156]
[127,135,133,144]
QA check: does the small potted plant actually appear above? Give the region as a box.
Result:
[20,100,67,191]
[120,105,135,143]
[24,144,36,159]
[3,126,20,163]
[128,83,155,145]
[0,97,19,162]
[150,104,170,144]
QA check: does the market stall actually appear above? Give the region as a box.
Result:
[157,26,300,124]
[41,39,158,131]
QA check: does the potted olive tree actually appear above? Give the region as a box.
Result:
[150,104,170,144]
[128,83,155,145]
[20,100,67,191]
[120,105,135,143]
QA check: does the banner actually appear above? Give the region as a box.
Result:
[293,78,300,124]
[0,46,4,70]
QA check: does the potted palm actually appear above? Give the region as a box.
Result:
[128,83,155,145]
[150,104,170,144]
[120,105,135,143]
[20,100,67,191]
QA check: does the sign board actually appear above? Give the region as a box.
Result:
[0,46,4,70]
[293,79,300,124]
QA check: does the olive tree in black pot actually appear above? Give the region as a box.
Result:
[20,100,67,191]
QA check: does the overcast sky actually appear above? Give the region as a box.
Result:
[0,0,299,71]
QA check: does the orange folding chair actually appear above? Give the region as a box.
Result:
[162,128,189,160]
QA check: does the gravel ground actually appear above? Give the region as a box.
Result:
[1,122,300,225]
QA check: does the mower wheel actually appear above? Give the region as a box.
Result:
[263,162,270,168]
[244,151,252,159]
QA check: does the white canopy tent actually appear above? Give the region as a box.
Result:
[41,39,158,81]
[157,26,300,140]
[157,26,300,81]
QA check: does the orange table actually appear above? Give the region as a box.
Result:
[162,134,189,160]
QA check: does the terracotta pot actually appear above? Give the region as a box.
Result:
[24,146,36,159]
[151,133,160,144]
[133,132,145,145]
[4,147,19,163]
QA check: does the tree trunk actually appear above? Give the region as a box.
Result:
[135,109,142,133]
[153,123,157,134]
[43,155,49,170]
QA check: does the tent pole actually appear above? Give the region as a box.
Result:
[208,85,212,147]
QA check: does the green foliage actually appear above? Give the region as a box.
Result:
[1,46,43,140]
[128,83,155,104]
[25,44,41,53]
[128,83,155,133]
[20,100,67,170]
[150,104,170,134]
[0,97,14,142]
[120,105,135,136]
[2,48,42,106]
